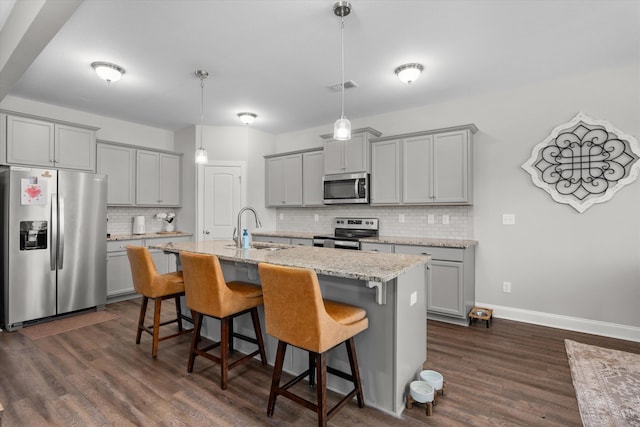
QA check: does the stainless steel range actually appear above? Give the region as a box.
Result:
[313,217,379,250]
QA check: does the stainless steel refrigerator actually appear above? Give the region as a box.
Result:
[0,166,107,331]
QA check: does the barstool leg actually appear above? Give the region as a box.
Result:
[250,308,267,365]
[268,340,287,417]
[174,296,183,331]
[345,338,365,408]
[308,351,316,387]
[136,297,149,344]
[228,317,235,353]
[188,311,203,373]
[152,297,162,358]
[220,317,230,390]
[316,352,328,427]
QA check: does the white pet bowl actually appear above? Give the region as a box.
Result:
[420,370,444,390]
[409,381,434,403]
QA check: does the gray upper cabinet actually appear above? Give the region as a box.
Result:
[370,138,401,204]
[302,149,324,206]
[321,127,381,174]
[136,150,181,206]
[371,124,477,206]
[97,142,135,205]
[5,113,97,171]
[265,153,303,206]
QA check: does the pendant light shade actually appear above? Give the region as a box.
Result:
[333,117,351,140]
[195,69,209,164]
[333,1,352,141]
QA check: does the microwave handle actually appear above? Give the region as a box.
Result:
[359,177,367,197]
[354,179,359,197]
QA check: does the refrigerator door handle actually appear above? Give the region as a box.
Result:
[58,196,65,269]
[51,194,58,270]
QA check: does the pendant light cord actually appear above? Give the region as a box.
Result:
[340,16,345,119]
[199,77,205,149]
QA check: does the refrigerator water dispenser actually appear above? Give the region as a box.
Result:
[19,221,48,250]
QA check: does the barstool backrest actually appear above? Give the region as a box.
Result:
[179,252,237,317]
[126,245,159,295]
[258,262,338,353]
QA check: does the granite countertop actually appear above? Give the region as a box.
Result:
[252,231,477,248]
[148,240,429,283]
[107,231,193,241]
[361,236,477,249]
[251,231,317,239]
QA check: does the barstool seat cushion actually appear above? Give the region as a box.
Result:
[227,281,264,299]
[324,299,367,325]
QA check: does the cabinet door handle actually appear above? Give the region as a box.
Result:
[421,252,431,256]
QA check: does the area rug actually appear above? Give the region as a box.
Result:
[19,311,118,340]
[565,339,640,427]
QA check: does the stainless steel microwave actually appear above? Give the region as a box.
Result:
[322,172,369,204]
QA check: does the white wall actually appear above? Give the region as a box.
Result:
[0,95,174,149]
[273,64,640,333]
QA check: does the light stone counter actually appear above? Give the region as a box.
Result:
[251,231,317,240]
[148,238,428,418]
[107,231,193,241]
[362,236,477,248]
[149,240,428,284]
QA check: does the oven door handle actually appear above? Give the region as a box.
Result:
[333,239,360,249]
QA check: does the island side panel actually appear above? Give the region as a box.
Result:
[393,264,428,414]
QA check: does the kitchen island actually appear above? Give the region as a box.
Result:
[148,240,429,418]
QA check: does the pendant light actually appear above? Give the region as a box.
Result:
[195,69,209,164]
[333,1,352,141]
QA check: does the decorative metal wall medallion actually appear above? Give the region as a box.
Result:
[522,112,640,213]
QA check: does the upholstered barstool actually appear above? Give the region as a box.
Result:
[257,262,369,427]
[126,245,193,358]
[179,251,267,390]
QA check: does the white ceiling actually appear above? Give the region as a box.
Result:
[4,0,640,135]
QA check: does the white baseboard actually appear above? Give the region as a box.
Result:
[474,302,640,343]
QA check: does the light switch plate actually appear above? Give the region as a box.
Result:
[427,215,434,224]
[442,214,449,225]
[279,213,284,220]
[410,291,417,306]
[502,214,516,225]
[314,214,319,222]
[399,214,405,223]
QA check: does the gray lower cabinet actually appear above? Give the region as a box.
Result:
[362,241,476,325]
[106,236,191,302]
[395,244,475,325]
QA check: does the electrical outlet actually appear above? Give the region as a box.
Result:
[427,214,435,224]
[442,214,449,225]
[503,281,512,293]
[399,214,405,223]
[410,291,417,306]
[502,214,516,225]
[314,214,319,222]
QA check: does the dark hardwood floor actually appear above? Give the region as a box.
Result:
[1,299,639,426]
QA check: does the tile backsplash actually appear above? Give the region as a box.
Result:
[276,205,473,239]
[107,207,180,235]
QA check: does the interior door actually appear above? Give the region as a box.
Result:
[201,164,243,241]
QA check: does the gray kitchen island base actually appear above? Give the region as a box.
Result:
[151,241,429,418]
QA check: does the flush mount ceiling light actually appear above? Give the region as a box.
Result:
[333,1,352,141]
[195,69,209,164]
[395,63,424,85]
[237,112,257,125]
[91,61,125,83]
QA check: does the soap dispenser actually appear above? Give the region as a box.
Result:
[242,229,250,249]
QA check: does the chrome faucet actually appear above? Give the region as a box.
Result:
[233,206,262,248]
